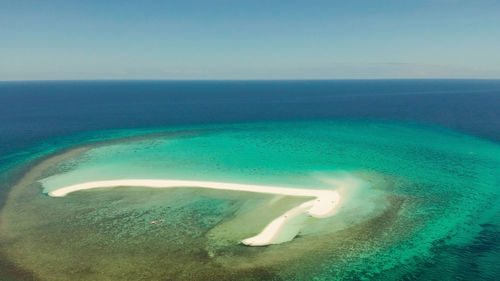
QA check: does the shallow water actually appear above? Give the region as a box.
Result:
[1,120,500,280]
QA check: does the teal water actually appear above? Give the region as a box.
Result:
[2,120,500,280]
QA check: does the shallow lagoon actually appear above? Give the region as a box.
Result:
[1,120,500,280]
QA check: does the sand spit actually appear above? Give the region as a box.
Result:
[48,179,342,246]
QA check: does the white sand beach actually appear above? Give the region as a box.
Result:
[48,179,342,246]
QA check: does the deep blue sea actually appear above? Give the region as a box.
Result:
[2,80,500,161]
[1,80,500,280]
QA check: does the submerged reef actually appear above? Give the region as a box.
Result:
[1,120,500,280]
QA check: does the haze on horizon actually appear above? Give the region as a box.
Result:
[1,0,500,81]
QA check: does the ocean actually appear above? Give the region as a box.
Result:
[0,80,499,280]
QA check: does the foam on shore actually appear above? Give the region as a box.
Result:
[48,179,343,246]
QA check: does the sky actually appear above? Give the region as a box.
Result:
[1,0,500,80]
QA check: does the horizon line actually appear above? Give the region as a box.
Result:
[2,78,500,83]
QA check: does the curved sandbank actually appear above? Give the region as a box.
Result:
[48,179,341,246]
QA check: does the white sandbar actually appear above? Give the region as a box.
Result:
[48,179,341,246]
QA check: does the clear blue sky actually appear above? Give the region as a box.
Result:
[1,0,499,80]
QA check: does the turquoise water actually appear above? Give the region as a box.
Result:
[2,120,500,280]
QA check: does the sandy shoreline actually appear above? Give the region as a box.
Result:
[48,179,341,246]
